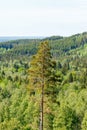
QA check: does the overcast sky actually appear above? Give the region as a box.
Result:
[0,0,87,36]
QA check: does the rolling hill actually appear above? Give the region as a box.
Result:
[0,32,87,130]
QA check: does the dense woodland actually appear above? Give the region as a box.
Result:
[0,32,87,130]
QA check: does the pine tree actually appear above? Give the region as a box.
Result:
[28,41,57,130]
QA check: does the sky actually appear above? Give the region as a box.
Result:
[0,0,87,36]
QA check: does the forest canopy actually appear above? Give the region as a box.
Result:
[0,32,87,130]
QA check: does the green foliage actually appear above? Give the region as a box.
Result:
[53,105,79,130]
[0,32,87,129]
[0,118,22,130]
[82,111,87,130]
[29,41,57,96]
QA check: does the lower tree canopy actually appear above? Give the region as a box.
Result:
[0,32,87,129]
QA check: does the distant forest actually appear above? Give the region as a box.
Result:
[0,32,87,130]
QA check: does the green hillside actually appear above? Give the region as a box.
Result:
[0,32,87,60]
[0,32,87,130]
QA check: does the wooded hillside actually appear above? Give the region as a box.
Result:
[0,32,87,130]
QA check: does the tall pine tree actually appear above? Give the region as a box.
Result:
[28,41,57,130]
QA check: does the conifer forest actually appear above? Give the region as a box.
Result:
[0,32,87,130]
